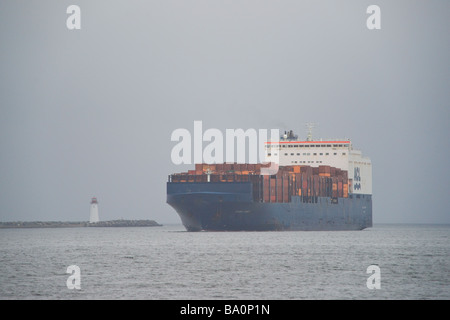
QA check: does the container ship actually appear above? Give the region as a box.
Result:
[167,130,372,231]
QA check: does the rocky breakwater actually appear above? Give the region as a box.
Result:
[0,220,162,228]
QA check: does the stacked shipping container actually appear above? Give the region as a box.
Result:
[169,163,349,203]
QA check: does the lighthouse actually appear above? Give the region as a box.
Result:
[89,197,99,223]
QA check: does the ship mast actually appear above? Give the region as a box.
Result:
[305,122,316,141]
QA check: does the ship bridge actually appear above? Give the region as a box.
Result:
[264,130,372,195]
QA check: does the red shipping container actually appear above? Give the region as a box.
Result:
[330,167,336,176]
[319,165,331,174]
[283,179,289,202]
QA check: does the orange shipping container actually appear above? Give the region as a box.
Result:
[343,184,348,198]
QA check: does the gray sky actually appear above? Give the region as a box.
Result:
[1,1,449,224]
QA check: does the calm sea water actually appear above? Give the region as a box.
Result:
[0,224,449,300]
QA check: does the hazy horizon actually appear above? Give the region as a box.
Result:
[1,1,449,225]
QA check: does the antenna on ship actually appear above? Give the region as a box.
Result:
[305,122,317,141]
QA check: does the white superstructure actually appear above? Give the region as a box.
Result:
[265,130,372,195]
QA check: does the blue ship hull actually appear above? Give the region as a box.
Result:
[167,182,372,231]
